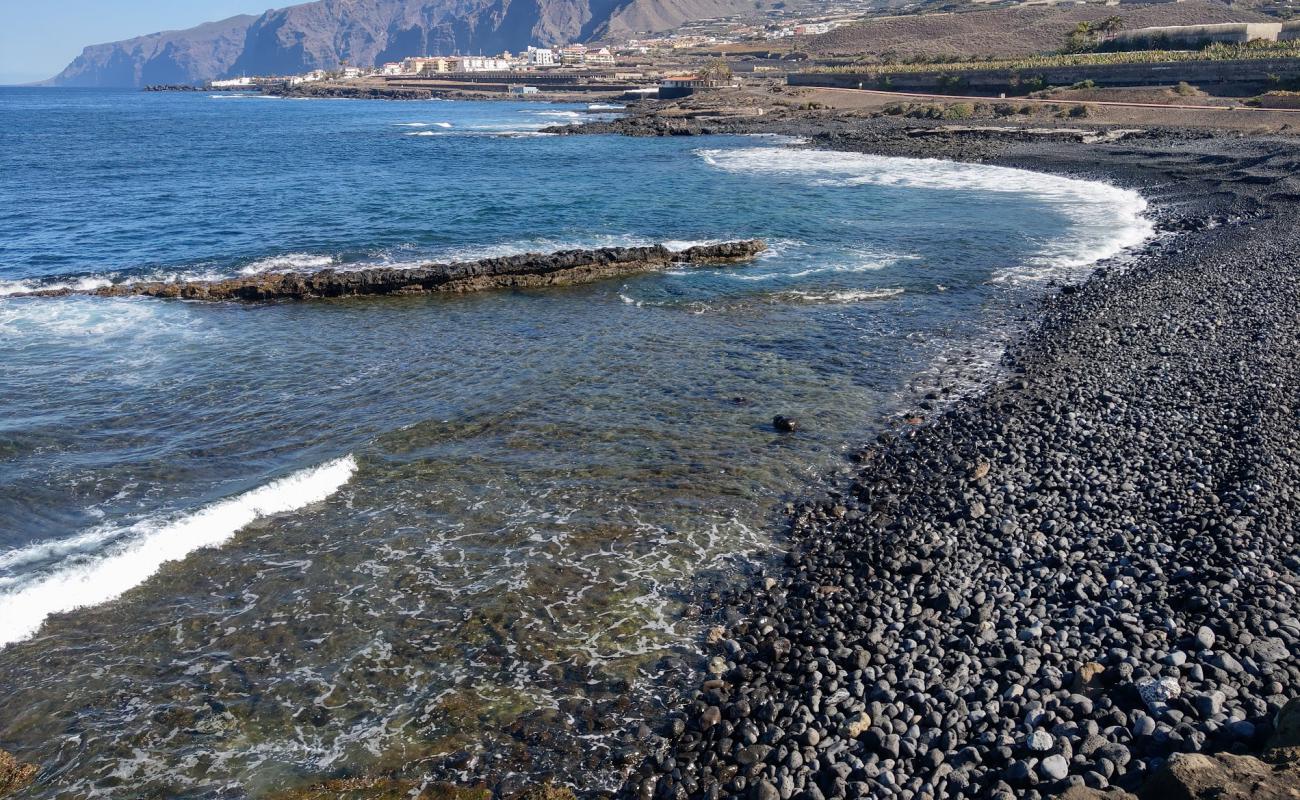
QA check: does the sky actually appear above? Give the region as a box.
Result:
[0,1,273,84]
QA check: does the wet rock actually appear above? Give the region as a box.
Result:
[23,241,768,302]
[773,416,798,433]
[700,707,722,731]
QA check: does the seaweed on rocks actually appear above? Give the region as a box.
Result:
[0,750,36,798]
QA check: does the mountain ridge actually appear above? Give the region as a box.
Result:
[50,0,772,87]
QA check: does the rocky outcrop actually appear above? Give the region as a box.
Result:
[266,83,439,99]
[19,242,765,302]
[1139,752,1300,799]
[0,750,36,798]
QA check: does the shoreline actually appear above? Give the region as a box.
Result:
[575,107,1300,799]
[3,95,1299,799]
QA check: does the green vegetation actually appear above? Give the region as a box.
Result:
[1063,16,1124,54]
[700,58,733,83]
[993,102,1033,116]
[943,102,976,119]
[806,40,1300,76]
[880,101,989,119]
[937,73,965,92]
[1175,81,1199,96]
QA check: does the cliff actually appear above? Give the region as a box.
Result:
[49,0,781,87]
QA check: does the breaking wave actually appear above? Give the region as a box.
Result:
[0,456,358,648]
[696,147,1153,284]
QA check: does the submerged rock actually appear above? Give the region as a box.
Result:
[0,750,36,798]
[268,779,492,800]
[773,415,798,433]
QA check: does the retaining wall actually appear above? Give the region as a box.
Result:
[790,58,1300,94]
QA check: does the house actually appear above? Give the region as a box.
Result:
[560,44,588,66]
[454,55,512,72]
[659,75,735,99]
[527,47,556,67]
[404,57,452,75]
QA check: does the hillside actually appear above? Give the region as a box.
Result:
[50,15,259,88]
[51,0,782,87]
[801,1,1275,59]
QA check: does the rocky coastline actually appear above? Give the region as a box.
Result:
[265,83,443,100]
[553,106,1300,799]
[14,241,766,302]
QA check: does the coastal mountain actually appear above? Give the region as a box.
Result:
[50,15,259,88]
[49,0,779,87]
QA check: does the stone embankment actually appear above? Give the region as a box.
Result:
[19,242,766,303]
[266,83,441,100]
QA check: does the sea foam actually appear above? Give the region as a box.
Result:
[0,455,357,648]
[696,147,1153,283]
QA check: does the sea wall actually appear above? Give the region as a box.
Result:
[790,57,1300,94]
[1106,23,1285,49]
[16,242,767,302]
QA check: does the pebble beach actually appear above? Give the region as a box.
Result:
[584,112,1300,799]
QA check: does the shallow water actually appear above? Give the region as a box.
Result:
[0,88,1151,797]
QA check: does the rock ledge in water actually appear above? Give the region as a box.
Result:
[19,241,767,302]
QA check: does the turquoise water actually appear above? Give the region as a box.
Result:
[0,88,1151,797]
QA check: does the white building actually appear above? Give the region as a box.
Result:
[210,77,254,88]
[287,70,329,85]
[453,55,512,72]
[584,47,616,67]
[403,56,452,75]
[527,46,556,67]
[559,44,587,65]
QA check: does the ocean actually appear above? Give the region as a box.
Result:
[0,87,1151,797]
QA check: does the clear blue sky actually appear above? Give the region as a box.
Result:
[0,1,272,84]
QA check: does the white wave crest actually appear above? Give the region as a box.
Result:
[730,250,914,282]
[0,275,113,297]
[0,455,358,648]
[783,288,905,303]
[696,147,1153,283]
[238,253,335,275]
